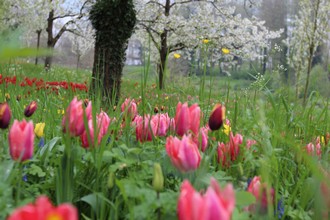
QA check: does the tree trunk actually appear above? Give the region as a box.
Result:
[89,0,136,105]
[303,43,314,105]
[158,31,167,90]
[45,10,54,70]
[76,54,80,70]
[35,30,41,65]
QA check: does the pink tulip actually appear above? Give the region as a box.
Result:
[200,179,235,220]
[24,101,37,117]
[305,140,321,158]
[8,195,78,220]
[62,97,92,136]
[165,135,201,172]
[193,126,209,152]
[208,104,226,131]
[178,178,235,220]
[80,111,111,148]
[133,115,157,142]
[247,176,275,213]
[229,132,243,161]
[175,102,200,136]
[9,119,34,162]
[217,142,230,167]
[151,113,171,136]
[246,139,257,150]
[121,98,138,121]
[178,180,203,220]
[0,102,11,129]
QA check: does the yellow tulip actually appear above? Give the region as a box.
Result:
[223,124,231,136]
[34,122,45,138]
[222,48,230,54]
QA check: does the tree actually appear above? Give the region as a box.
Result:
[135,0,282,90]
[286,0,330,104]
[68,23,94,70]
[89,0,136,104]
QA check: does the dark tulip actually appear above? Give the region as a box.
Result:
[208,104,225,131]
[0,103,11,129]
[24,101,38,117]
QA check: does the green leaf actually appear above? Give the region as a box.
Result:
[235,191,256,206]
[28,164,46,177]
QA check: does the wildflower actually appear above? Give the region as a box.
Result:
[173,53,181,59]
[8,195,78,220]
[178,178,235,220]
[175,102,201,136]
[165,135,201,172]
[208,104,225,131]
[34,122,45,138]
[9,119,34,162]
[57,109,65,115]
[222,48,230,54]
[5,93,10,101]
[0,102,11,129]
[202,39,210,44]
[24,101,38,117]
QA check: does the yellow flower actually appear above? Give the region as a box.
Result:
[222,48,230,54]
[203,39,210,44]
[223,124,231,136]
[57,109,64,115]
[321,136,325,145]
[173,53,181,59]
[34,122,45,138]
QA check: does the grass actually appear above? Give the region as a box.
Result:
[0,62,329,220]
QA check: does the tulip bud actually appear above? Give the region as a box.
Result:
[152,163,164,192]
[208,104,225,131]
[0,103,11,129]
[107,172,115,189]
[24,101,38,117]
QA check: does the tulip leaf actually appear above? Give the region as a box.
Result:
[232,208,251,220]
[235,191,256,206]
[40,137,61,156]
[28,164,46,177]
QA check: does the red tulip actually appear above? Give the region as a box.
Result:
[208,104,225,131]
[175,102,200,136]
[178,178,235,220]
[9,119,34,162]
[165,135,201,172]
[8,195,78,220]
[62,97,92,136]
[0,102,11,129]
[229,132,243,161]
[247,176,275,213]
[24,101,37,117]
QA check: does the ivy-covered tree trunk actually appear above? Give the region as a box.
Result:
[89,0,136,104]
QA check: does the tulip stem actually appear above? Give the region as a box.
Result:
[157,192,161,220]
[15,163,23,205]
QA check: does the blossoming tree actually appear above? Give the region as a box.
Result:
[135,0,282,89]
